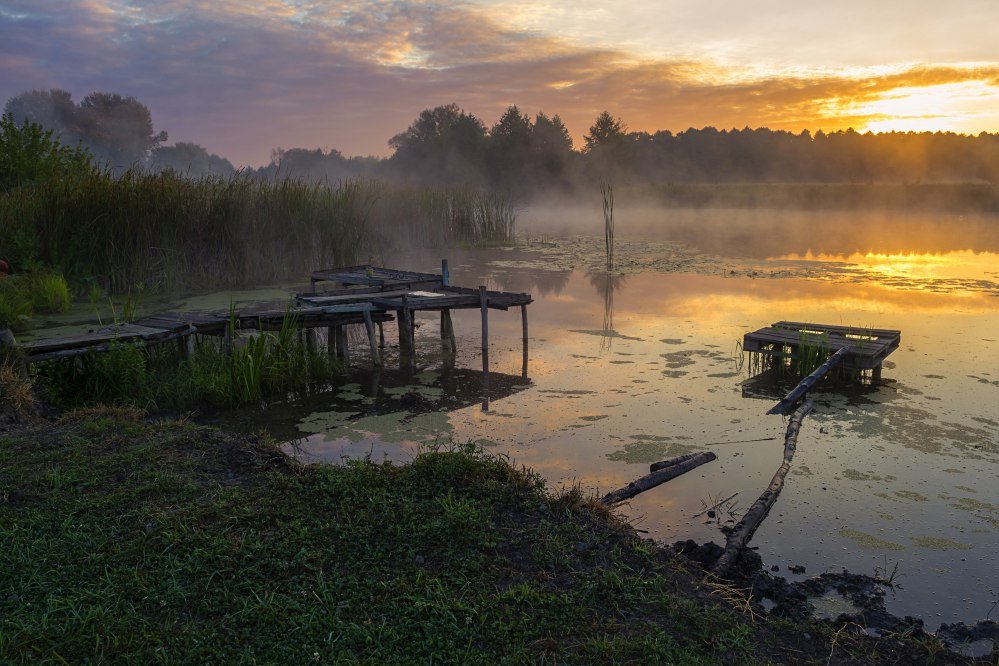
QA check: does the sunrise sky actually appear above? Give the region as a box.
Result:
[2,0,997,166]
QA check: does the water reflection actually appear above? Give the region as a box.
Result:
[585,271,628,350]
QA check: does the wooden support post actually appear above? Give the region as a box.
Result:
[441,309,456,357]
[872,363,883,382]
[441,259,450,286]
[305,327,317,354]
[378,321,385,348]
[520,304,529,380]
[336,326,348,365]
[362,310,381,367]
[327,326,336,362]
[400,295,414,371]
[479,285,489,407]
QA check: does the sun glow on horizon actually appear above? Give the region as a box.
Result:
[847,81,999,134]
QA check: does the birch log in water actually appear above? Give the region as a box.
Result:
[601,451,717,506]
[711,398,814,576]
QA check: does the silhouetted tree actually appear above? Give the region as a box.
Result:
[78,92,167,167]
[388,103,487,184]
[530,112,573,183]
[486,105,533,188]
[149,142,235,178]
[584,111,627,152]
[4,89,166,169]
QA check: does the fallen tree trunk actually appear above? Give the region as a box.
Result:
[767,347,848,415]
[601,451,717,506]
[711,399,814,576]
[650,452,701,472]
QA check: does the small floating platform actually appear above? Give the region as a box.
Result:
[743,321,900,371]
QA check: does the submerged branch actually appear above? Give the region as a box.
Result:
[711,399,814,576]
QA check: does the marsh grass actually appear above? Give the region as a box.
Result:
[370,184,516,249]
[0,272,71,332]
[1,170,516,295]
[36,312,338,410]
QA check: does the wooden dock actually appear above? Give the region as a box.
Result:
[3,263,533,383]
[743,321,900,377]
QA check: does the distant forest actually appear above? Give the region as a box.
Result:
[5,89,998,200]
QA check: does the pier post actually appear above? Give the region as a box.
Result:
[441,309,456,357]
[872,363,882,383]
[337,326,349,365]
[378,322,385,348]
[362,310,381,367]
[399,295,414,372]
[520,303,529,379]
[327,326,336,364]
[479,285,489,408]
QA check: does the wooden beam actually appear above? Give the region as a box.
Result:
[601,452,717,505]
[767,347,849,415]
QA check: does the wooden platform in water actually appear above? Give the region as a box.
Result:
[300,265,532,312]
[743,321,900,370]
[6,263,532,374]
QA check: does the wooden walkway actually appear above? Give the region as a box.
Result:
[743,321,900,374]
[3,263,533,380]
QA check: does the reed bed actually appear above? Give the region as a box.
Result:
[369,184,517,248]
[0,170,516,295]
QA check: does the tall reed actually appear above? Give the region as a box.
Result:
[601,183,615,267]
[0,170,516,295]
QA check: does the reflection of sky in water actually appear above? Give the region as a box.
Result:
[185,211,997,627]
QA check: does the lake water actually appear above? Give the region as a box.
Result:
[33,207,999,627]
[269,208,999,627]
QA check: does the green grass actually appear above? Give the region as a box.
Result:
[0,411,971,664]
[0,272,72,332]
[35,313,339,410]
[0,413,749,663]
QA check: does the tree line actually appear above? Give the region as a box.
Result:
[5,89,998,194]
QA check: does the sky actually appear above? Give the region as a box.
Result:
[1,0,997,167]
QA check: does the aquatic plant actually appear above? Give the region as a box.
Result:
[601,182,614,267]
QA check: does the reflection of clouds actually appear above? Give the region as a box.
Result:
[3,2,997,164]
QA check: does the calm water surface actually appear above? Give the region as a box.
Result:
[277,209,999,627]
[37,209,998,627]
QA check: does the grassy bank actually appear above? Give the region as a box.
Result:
[0,410,979,664]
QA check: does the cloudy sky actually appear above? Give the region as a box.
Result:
[2,0,997,166]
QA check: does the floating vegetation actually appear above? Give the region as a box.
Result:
[839,529,905,551]
[910,536,972,551]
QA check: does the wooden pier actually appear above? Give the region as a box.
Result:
[2,263,533,382]
[743,321,900,376]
